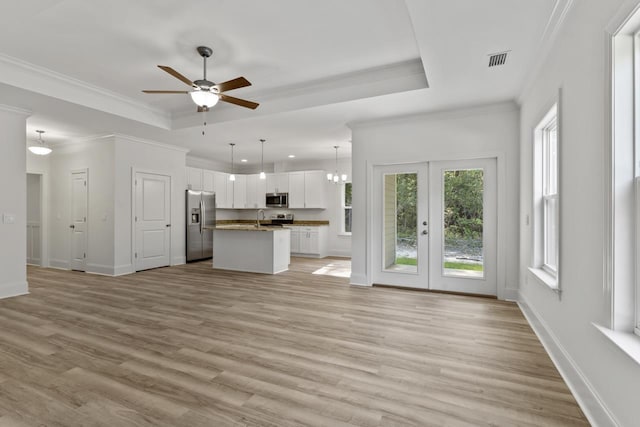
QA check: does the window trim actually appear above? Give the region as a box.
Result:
[531,100,560,291]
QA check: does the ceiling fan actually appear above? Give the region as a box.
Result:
[142,46,259,112]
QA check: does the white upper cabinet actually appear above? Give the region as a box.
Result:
[288,172,305,208]
[288,171,326,209]
[187,167,325,209]
[246,174,266,209]
[266,173,289,194]
[202,170,215,192]
[213,171,232,209]
[233,174,247,209]
[303,171,326,208]
[186,167,203,190]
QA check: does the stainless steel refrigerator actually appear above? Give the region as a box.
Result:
[186,190,215,262]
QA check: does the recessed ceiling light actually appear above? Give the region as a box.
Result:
[288,154,295,158]
[240,159,248,162]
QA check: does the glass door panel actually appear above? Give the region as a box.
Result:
[443,169,484,278]
[373,163,429,289]
[383,172,418,273]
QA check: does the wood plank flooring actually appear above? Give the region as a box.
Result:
[0,258,588,426]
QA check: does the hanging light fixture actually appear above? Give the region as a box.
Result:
[28,130,52,156]
[327,145,347,184]
[259,139,266,180]
[229,143,236,181]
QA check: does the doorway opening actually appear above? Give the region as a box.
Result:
[26,173,43,266]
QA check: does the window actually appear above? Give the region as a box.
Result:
[342,182,352,234]
[542,116,559,274]
[607,5,640,338]
[530,103,559,288]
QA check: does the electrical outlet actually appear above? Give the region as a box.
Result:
[2,213,15,224]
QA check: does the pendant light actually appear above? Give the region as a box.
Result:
[259,139,266,180]
[229,143,236,181]
[28,130,52,156]
[327,145,347,184]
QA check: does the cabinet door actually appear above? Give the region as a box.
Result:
[265,174,278,193]
[226,174,235,209]
[202,170,215,192]
[277,173,289,193]
[186,167,203,190]
[299,230,311,254]
[288,172,305,208]
[245,174,257,209]
[255,175,266,208]
[304,171,326,208]
[233,175,247,209]
[290,230,300,253]
[308,231,320,254]
[213,172,229,208]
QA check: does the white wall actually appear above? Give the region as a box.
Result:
[48,137,115,273]
[518,1,640,425]
[114,135,188,273]
[0,105,29,298]
[349,101,520,300]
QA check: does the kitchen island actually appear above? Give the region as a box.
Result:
[209,225,290,274]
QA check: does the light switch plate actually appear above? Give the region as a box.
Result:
[2,213,16,224]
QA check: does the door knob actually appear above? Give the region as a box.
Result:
[422,230,428,235]
[423,221,428,226]
[166,224,171,228]
[69,225,75,229]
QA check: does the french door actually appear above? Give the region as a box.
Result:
[372,158,497,296]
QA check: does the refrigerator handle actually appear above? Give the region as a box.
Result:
[200,199,204,234]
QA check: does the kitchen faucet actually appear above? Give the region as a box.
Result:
[256,209,265,227]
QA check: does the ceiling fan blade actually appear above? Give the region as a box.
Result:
[219,94,259,109]
[197,106,210,113]
[215,77,252,93]
[142,90,189,94]
[158,65,196,88]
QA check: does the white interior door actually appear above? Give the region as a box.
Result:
[135,172,171,271]
[429,158,497,296]
[372,163,430,288]
[70,170,88,271]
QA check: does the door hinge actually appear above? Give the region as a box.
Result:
[83,252,86,259]
[135,179,137,186]
[135,216,138,222]
[84,181,87,186]
[135,252,137,259]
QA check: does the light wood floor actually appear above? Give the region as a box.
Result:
[0,258,588,426]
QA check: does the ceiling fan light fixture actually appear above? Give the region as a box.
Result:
[190,90,219,108]
[28,130,52,156]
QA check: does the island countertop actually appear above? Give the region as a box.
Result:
[205,224,286,232]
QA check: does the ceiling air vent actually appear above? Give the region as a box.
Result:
[488,51,508,67]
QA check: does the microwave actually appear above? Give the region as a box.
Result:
[266,192,288,208]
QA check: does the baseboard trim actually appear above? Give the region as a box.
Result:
[502,287,519,302]
[518,294,618,427]
[328,250,352,258]
[86,263,115,276]
[113,264,134,276]
[172,256,186,266]
[0,281,29,299]
[350,273,370,287]
[50,259,70,270]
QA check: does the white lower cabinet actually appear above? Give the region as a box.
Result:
[288,226,327,257]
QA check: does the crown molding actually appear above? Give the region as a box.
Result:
[348,100,518,130]
[517,0,575,103]
[0,53,172,129]
[0,103,31,116]
[112,133,190,153]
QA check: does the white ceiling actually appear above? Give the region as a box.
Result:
[0,0,560,167]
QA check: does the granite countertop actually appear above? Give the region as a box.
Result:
[216,220,329,226]
[208,224,289,232]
